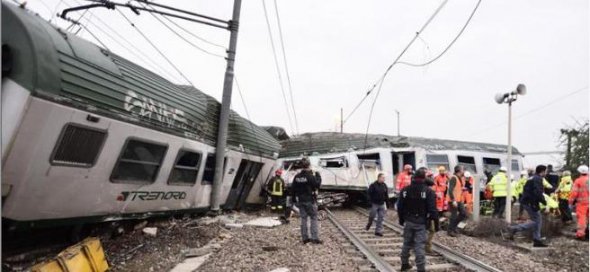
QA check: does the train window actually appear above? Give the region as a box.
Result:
[168,150,202,185]
[482,157,501,174]
[511,160,520,171]
[111,139,167,184]
[426,154,449,173]
[319,157,348,168]
[283,160,305,170]
[51,124,107,167]
[457,156,477,173]
[201,153,227,185]
[357,153,381,170]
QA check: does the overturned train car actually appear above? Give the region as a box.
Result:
[277,132,524,199]
[1,2,281,229]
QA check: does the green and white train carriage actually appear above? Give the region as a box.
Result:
[1,2,280,228]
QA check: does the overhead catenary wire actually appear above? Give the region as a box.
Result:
[117,8,196,86]
[397,0,482,67]
[137,2,227,59]
[63,0,185,82]
[362,0,450,150]
[273,0,299,134]
[347,0,481,125]
[463,86,589,138]
[261,0,295,135]
[154,8,227,50]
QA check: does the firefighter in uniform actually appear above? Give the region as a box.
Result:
[555,170,573,223]
[268,169,285,213]
[432,166,449,212]
[397,167,439,272]
[569,165,589,240]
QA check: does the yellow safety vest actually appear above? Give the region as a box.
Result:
[488,173,508,197]
[542,178,553,189]
[557,176,573,200]
[270,178,284,196]
[540,193,559,209]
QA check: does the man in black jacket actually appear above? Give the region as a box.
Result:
[506,165,549,247]
[292,157,323,244]
[397,168,439,272]
[366,173,389,236]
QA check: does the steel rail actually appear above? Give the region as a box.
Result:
[353,207,503,272]
[325,208,395,272]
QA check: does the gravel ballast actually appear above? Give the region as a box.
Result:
[199,216,359,272]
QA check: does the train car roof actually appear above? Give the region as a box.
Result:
[278,132,521,158]
[1,2,280,158]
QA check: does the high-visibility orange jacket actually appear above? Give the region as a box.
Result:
[431,174,448,211]
[463,177,474,213]
[396,171,412,192]
[569,175,589,206]
[446,175,465,203]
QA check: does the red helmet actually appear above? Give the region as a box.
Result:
[275,169,283,176]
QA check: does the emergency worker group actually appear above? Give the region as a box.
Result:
[265,158,589,272]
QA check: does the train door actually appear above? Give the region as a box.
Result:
[391,152,416,174]
[225,159,264,210]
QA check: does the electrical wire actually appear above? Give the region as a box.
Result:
[77,22,109,50]
[154,8,227,50]
[346,0,482,124]
[463,86,589,138]
[397,0,482,67]
[117,8,196,86]
[64,0,184,82]
[261,0,295,134]
[361,0,450,150]
[273,0,299,134]
[137,2,227,59]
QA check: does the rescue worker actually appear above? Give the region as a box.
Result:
[546,164,560,194]
[292,158,323,244]
[505,165,549,247]
[268,169,285,213]
[569,165,589,240]
[487,167,508,219]
[432,166,449,212]
[515,170,529,220]
[447,165,466,237]
[463,171,474,214]
[424,168,438,255]
[555,170,573,223]
[366,173,388,236]
[396,164,413,192]
[398,167,439,272]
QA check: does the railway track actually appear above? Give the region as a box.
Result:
[326,207,502,272]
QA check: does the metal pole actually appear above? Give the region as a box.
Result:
[505,101,512,223]
[341,108,343,133]
[210,0,242,213]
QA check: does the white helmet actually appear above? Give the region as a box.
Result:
[510,174,514,180]
[499,166,507,172]
[578,165,589,175]
[464,171,472,178]
[520,170,528,176]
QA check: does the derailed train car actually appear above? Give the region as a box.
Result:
[1,2,280,229]
[278,132,524,199]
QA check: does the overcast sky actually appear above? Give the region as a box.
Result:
[25,0,589,166]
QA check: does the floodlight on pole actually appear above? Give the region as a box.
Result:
[493,84,526,224]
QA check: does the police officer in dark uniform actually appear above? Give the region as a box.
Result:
[397,167,439,272]
[292,157,323,244]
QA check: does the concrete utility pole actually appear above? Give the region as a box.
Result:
[494,84,527,223]
[210,0,242,213]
